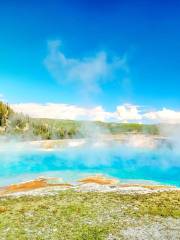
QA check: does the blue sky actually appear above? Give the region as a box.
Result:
[0,0,180,116]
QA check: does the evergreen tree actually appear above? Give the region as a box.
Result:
[0,101,14,128]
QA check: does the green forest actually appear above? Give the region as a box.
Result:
[0,101,160,140]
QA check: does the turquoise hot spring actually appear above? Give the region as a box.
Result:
[0,142,179,187]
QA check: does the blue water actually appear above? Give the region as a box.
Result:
[0,145,180,187]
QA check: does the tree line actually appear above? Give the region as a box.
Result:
[0,101,160,139]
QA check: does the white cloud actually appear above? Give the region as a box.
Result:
[11,103,180,124]
[44,40,128,94]
[12,103,86,120]
[11,103,108,121]
[11,103,137,122]
[116,104,142,122]
[144,108,180,124]
[88,106,114,122]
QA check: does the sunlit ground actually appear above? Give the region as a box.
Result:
[0,190,180,239]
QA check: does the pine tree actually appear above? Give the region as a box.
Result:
[0,101,14,129]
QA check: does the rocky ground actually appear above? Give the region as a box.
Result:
[0,176,179,240]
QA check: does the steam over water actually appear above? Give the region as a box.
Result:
[0,140,180,187]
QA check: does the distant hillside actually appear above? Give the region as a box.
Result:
[0,101,160,140]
